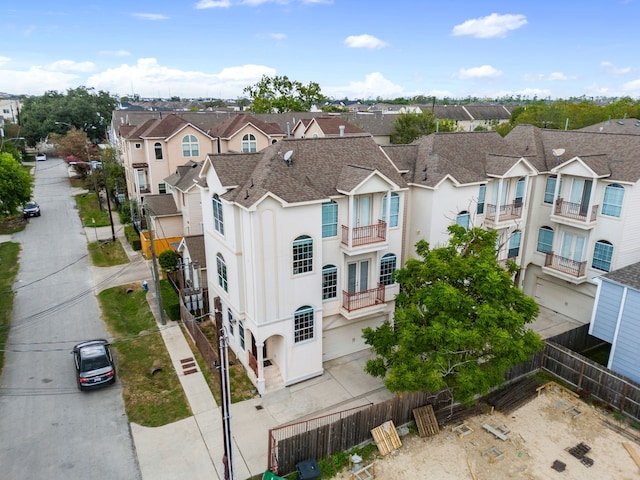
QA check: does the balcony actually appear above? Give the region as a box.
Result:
[341,220,387,250]
[485,202,523,225]
[342,284,385,312]
[552,198,598,227]
[543,252,587,282]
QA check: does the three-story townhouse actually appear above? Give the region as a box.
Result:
[199,136,407,394]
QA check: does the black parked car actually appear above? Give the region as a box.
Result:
[23,201,40,218]
[72,340,116,391]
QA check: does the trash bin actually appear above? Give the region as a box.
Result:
[296,459,320,480]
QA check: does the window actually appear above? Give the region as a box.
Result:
[602,184,624,217]
[536,226,554,253]
[508,230,522,258]
[294,306,314,343]
[456,211,470,229]
[544,176,558,204]
[382,192,400,227]
[182,135,199,157]
[515,177,525,205]
[239,321,245,350]
[158,183,166,194]
[292,235,313,274]
[227,308,234,336]
[322,264,337,300]
[242,133,257,153]
[213,194,224,235]
[477,184,486,215]
[593,240,613,272]
[154,142,163,160]
[379,253,397,285]
[216,253,228,292]
[322,201,338,238]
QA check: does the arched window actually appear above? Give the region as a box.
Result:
[602,184,624,217]
[154,142,163,160]
[456,211,470,229]
[382,192,400,227]
[213,194,224,235]
[292,235,313,274]
[508,230,522,258]
[536,226,554,253]
[322,264,337,300]
[593,240,614,272]
[322,201,338,238]
[216,253,228,292]
[182,135,199,157]
[294,306,314,343]
[379,253,397,285]
[242,133,257,153]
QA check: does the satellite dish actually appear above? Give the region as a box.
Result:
[551,148,565,157]
[283,150,293,162]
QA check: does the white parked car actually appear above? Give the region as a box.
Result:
[35,152,47,161]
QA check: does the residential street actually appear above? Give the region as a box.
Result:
[0,158,140,479]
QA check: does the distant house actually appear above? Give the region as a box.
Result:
[590,262,640,384]
[208,114,285,153]
[291,116,369,139]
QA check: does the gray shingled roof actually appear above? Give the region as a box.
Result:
[578,118,640,135]
[182,234,207,268]
[214,136,407,209]
[164,161,203,191]
[142,194,179,216]
[603,262,640,291]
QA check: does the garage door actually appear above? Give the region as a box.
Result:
[534,277,594,322]
[322,315,384,361]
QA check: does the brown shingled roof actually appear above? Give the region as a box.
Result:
[142,194,179,216]
[209,114,284,138]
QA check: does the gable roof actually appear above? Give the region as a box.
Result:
[164,161,204,192]
[211,136,407,209]
[209,114,284,139]
[303,116,368,136]
[179,234,207,268]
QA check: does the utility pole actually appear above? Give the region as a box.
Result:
[218,328,234,480]
[145,208,165,325]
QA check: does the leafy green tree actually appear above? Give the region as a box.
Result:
[363,226,543,405]
[243,75,325,113]
[0,152,32,216]
[158,249,180,273]
[19,87,118,146]
[390,111,436,143]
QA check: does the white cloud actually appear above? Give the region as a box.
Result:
[457,65,502,80]
[0,56,11,66]
[195,0,231,8]
[47,60,96,73]
[86,58,275,98]
[99,50,132,57]
[620,78,640,96]
[0,66,82,95]
[131,13,170,20]
[452,13,527,39]
[324,72,404,99]
[523,72,574,81]
[344,34,388,49]
[600,61,631,76]
[268,33,287,40]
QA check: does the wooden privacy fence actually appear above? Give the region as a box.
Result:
[541,341,640,421]
[267,334,640,476]
[180,304,219,371]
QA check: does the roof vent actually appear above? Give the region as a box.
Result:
[617,120,624,125]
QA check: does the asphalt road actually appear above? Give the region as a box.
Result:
[0,158,140,479]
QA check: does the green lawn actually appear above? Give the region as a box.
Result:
[98,284,191,426]
[74,192,112,227]
[0,242,21,376]
[88,239,129,267]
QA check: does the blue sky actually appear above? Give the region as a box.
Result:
[3,0,640,100]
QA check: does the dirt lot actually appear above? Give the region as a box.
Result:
[336,385,640,480]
